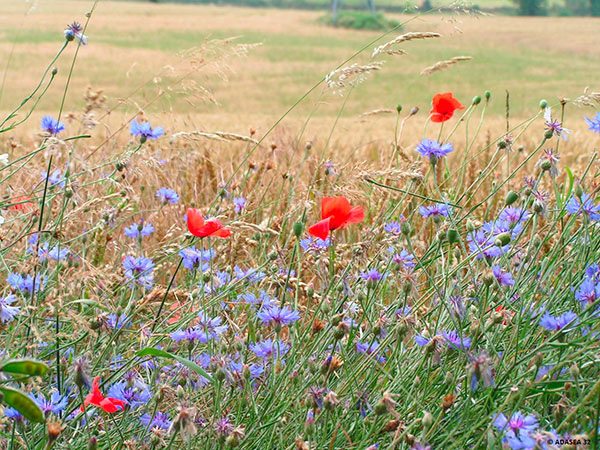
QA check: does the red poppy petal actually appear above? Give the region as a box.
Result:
[308,217,331,240]
[187,208,206,237]
[99,398,119,413]
[430,112,447,123]
[321,196,351,220]
[346,206,365,225]
[211,227,231,238]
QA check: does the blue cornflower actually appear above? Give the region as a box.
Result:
[64,21,87,45]
[238,290,277,310]
[197,309,228,336]
[156,187,179,204]
[0,294,20,323]
[41,169,66,188]
[122,255,155,289]
[124,221,154,239]
[233,197,246,214]
[229,360,265,379]
[493,411,538,450]
[108,381,151,409]
[565,193,600,221]
[250,340,290,360]
[233,266,266,284]
[383,218,405,236]
[48,245,69,261]
[356,340,386,363]
[299,236,330,252]
[585,263,600,281]
[585,112,600,134]
[492,265,515,286]
[170,327,210,343]
[415,138,453,162]
[419,204,452,218]
[257,305,300,328]
[539,311,578,332]
[41,116,65,136]
[442,330,471,350]
[360,269,384,284]
[4,407,25,421]
[499,207,530,224]
[107,313,130,330]
[179,246,213,270]
[130,119,164,142]
[468,220,522,259]
[575,277,600,307]
[7,273,44,294]
[414,335,431,347]
[31,391,68,416]
[140,412,172,430]
[389,248,415,270]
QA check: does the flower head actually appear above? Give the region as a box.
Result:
[122,255,155,289]
[41,116,65,136]
[415,138,454,162]
[124,220,154,239]
[539,311,578,332]
[156,187,179,204]
[82,376,127,413]
[0,294,20,323]
[130,119,164,142]
[544,107,570,140]
[257,305,300,328]
[584,111,600,134]
[186,208,231,238]
[64,21,87,45]
[250,340,290,360]
[308,196,364,240]
[419,203,452,218]
[233,197,246,214]
[493,411,538,450]
[429,92,465,123]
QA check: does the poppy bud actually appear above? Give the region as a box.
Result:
[52,67,58,76]
[447,229,459,243]
[484,90,491,100]
[569,364,580,379]
[321,301,331,314]
[293,222,304,237]
[88,436,98,450]
[374,400,388,416]
[422,411,434,430]
[539,99,548,109]
[505,191,518,206]
[472,95,481,105]
[409,106,419,116]
[495,232,511,247]
[396,104,402,113]
[333,324,346,340]
[305,141,312,151]
[176,385,185,400]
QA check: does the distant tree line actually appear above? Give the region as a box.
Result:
[511,0,600,15]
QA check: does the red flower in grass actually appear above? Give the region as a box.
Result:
[430,92,465,123]
[81,377,126,413]
[186,208,231,238]
[308,196,365,240]
[9,195,34,213]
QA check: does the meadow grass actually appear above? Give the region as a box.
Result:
[0,2,600,450]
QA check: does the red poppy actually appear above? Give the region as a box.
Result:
[9,195,34,213]
[81,377,126,413]
[308,196,365,240]
[429,92,465,123]
[186,208,231,238]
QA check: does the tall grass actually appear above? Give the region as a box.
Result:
[0,3,599,450]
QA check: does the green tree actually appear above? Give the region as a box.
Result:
[511,0,547,15]
[590,0,600,16]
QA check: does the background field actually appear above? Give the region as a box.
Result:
[1,0,599,143]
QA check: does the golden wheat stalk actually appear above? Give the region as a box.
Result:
[171,131,259,144]
[359,108,395,118]
[420,56,472,76]
[372,32,441,58]
[326,63,384,95]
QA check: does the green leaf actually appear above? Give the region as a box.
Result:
[564,166,574,199]
[136,348,214,381]
[1,359,49,377]
[0,386,45,423]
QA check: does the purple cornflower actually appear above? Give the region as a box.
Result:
[415,138,453,162]
[360,269,384,284]
[41,116,65,136]
[130,119,164,142]
[215,417,234,436]
[419,203,452,219]
[467,220,522,259]
[414,335,430,347]
[536,148,561,178]
[41,169,66,188]
[140,412,172,430]
[257,305,300,328]
[64,21,87,45]
[107,381,151,409]
[575,277,600,307]
[196,310,228,337]
[299,236,330,252]
[442,330,471,350]
[539,311,578,332]
[238,290,277,310]
[565,193,600,221]
[389,248,415,270]
[383,218,405,235]
[156,187,179,204]
[31,391,68,416]
[356,340,386,363]
[124,221,154,239]
[233,197,246,214]
[179,246,213,270]
[170,327,210,343]
[499,207,530,223]
[250,340,290,360]
[493,411,538,450]
[0,294,20,323]
[122,255,155,289]
[585,111,600,134]
[544,108,570,140]
[107,313,130,330]
[229,360,265,379]
[323,160,337,176]
[492,265,515,286]
[467,351,495,391]
[7,273,44,294]
[447,295,466,319]
[48,245,69,261]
